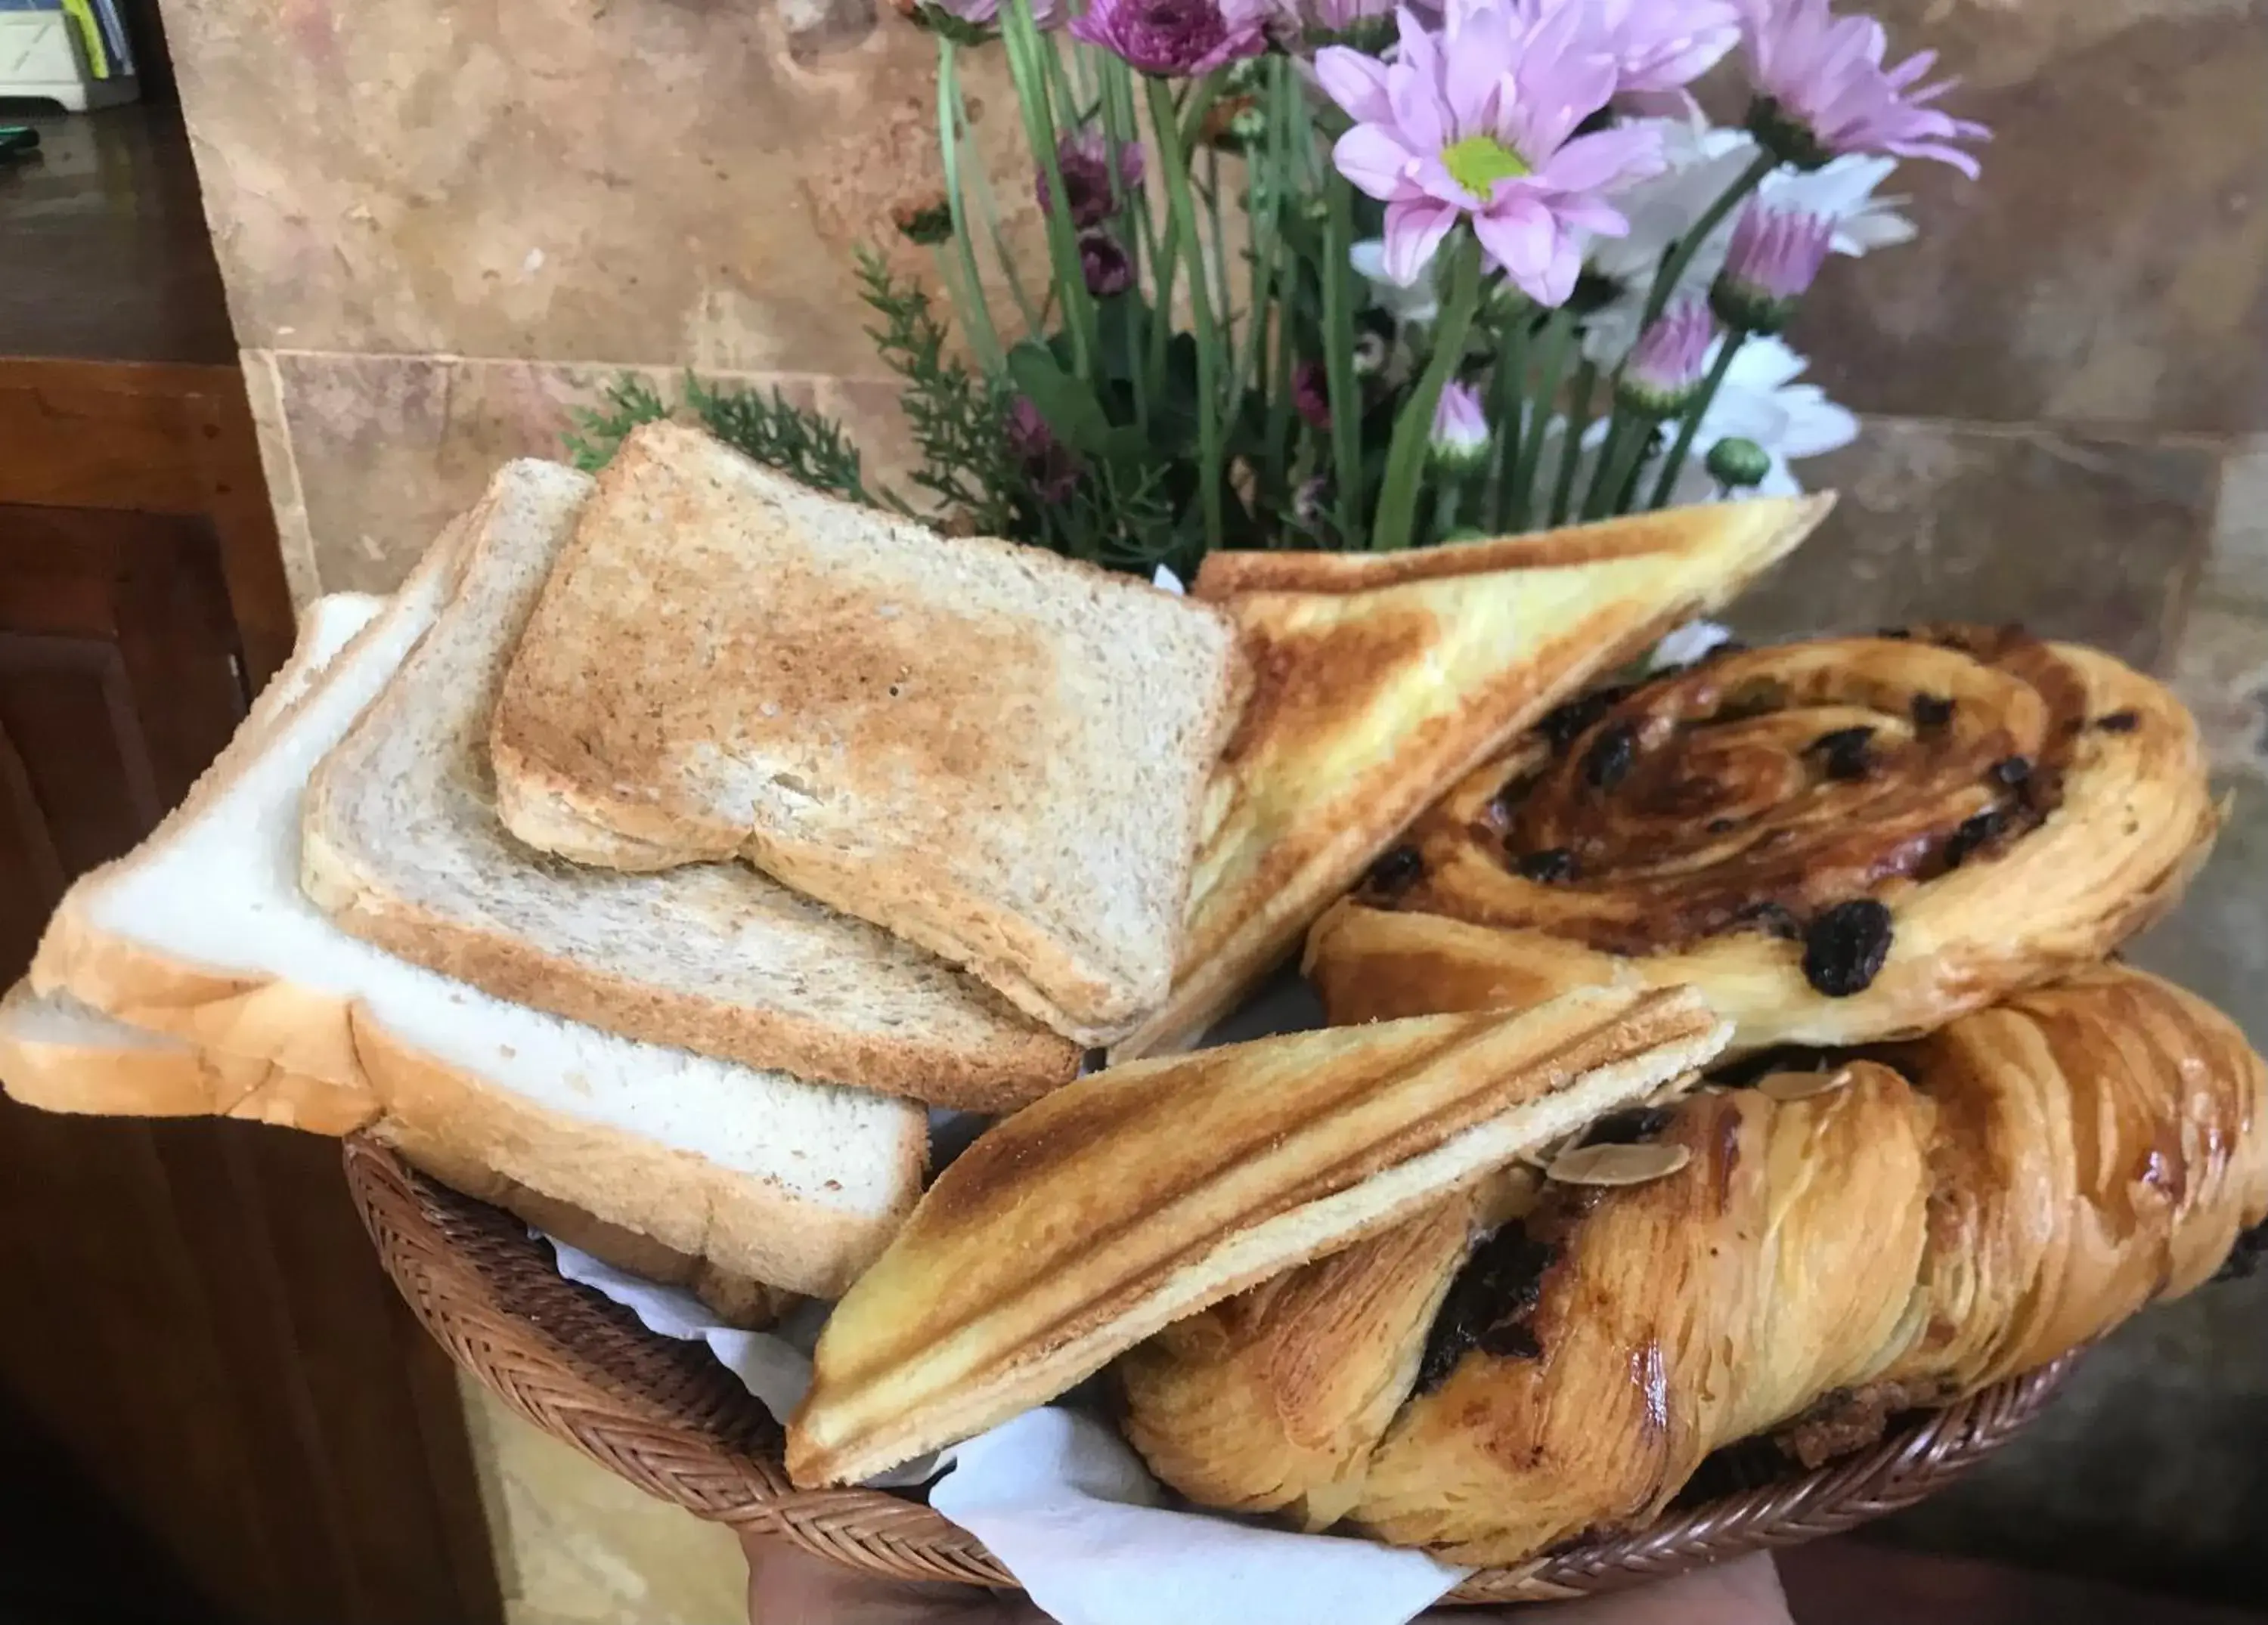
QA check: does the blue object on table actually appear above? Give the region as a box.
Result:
[0,127,39,161]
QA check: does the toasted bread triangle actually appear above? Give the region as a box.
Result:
[787,985,1731,1487]
[1111,496,1834,1059]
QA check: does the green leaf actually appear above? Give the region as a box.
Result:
[1007,342,1114,456]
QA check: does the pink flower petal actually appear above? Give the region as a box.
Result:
[1387,56,1449,156]
[1473,193,1554,282]
[1442,2,1515,134]
[1534,125,1663,193]
[1412,152,1481,206]
[1395,6,1442,82]
[1551,190,1631,237]
[1315,45,1395,124]
[1383,198,1459,283]
[1334,124,1420,200]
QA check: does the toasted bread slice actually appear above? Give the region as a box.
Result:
[1111,497,1833,1058]
[786,986,1731,1487]
[29,546,926,1298]
[302,460,1077,1110]
[488,423,1247,1046]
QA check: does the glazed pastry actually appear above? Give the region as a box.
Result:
[1117,1169,1535,1531]
[1306,626,2218,1056]
[787,986,1730,1488]
[1117,965,2268,1565]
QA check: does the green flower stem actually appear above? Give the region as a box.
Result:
[1636,149,1777,336]
[1038,27,1084,129]
[1003,0,1096,379]
[1149,76,1225,552]
[1321,169,1363,547]
[1483,305,1527,533]
[1432,475,1465,543]
[1647,333,1743,509]
[1548,358,1598,525]
[1232,88,1275,426]
[1094,56,1150,432]
[935,40,1004,374]
[1585,410,1659,519]
[1507,305,1574,531]
[959,106,1043,339]
[1373,234,1483,552]
[1204,147,1234,361]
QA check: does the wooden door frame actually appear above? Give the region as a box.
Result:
[0,354,297,684]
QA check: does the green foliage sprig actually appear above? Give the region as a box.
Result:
[854,247,1021,536]
[563,371,876,509]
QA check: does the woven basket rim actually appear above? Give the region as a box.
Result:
[342,1135,2074,1605]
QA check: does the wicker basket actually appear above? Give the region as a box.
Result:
[343,1135,2074,1606]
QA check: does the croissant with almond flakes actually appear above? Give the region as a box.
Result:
[1117,966,2268,1566]
[1305,626,2217,1057]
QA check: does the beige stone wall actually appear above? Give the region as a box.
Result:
[169,0,1037,601]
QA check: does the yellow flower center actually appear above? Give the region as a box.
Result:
[1440,134,1530,199]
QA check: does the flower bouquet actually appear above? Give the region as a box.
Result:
[572,0,1984,580]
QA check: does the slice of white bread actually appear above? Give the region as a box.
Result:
[0,983,789,1328]
[28,537,926,1298]
[488,422,1248,1048]
[300,461,1076,1110]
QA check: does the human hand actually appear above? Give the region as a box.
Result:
[741,1533,1792,1624]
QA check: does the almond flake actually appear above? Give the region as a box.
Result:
[1647,1069,1703,1106]
[1757,1066,1856,1103]
[1547,1141,1692,1187]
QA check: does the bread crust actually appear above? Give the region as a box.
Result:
[1113,496,1835,1059]
[0,984,792,1328]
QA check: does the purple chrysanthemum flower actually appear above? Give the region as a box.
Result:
[1079,230,1135,296]
[1316,1,1666,304]
[1291,359,1332,430]
[1070,0,1268,79]
[1710,201,1833,333]
[1738,0,1988,176]
[1516,0,1740,97]
[1428,380,1490,469]
[1616,299,1715,414]
[1005,397,1083,501]
[1040,128,1146,229]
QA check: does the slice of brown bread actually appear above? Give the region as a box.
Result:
[301,460,1078,1110]
[488,423,1247,1048]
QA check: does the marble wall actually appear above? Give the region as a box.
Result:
[156,0,2268,1611]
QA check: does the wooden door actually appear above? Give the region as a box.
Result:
[0,502,500,1624]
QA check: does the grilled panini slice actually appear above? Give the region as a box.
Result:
[786,986,1731,1487]
[1112,497,1833,1059]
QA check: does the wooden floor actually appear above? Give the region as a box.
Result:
[1780,1540,2268,1623]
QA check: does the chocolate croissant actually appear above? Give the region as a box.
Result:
[1117,965,2268,1565]
[1305,627,2218,1055]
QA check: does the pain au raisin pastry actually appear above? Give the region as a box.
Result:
[1307,626,2218,1054]
[1117,965,2268,1565]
